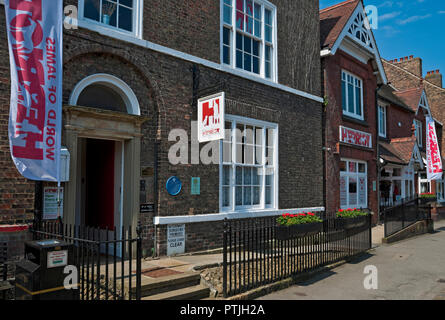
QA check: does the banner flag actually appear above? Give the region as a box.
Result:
[426,116,443,181]
[5,0,63,182]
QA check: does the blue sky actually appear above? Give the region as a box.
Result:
[319,0,445,79]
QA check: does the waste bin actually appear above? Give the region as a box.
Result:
[15,239,79,300]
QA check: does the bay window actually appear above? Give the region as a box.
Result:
[221,116,277,211]
[341,70,363,120]
[80,0,142,37]
[221,0,277,80]
[340,159,367,209]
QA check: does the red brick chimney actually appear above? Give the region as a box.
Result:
[425,69,443,88]
[392,55,423,78]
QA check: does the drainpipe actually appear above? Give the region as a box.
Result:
[375,83,384,224]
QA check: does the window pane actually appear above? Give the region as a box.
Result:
[265,9,272,25]
[355,86,362,116]
[223,27,231,45]
[223,166,231,185]
[246,0,253,16]
[223,187,230,207]
[254,20,261,37]
[246,16,253,34]
[244,187,252,205]
[118,6,133,32]
[245,145,254,164]
[340,161,347,172]
[224,3,232,24]
[223,141,232,162]
[253,57,259,74]
[236,32,243,50]
[358,163,366,173]
[223,46,230,65]
[349,177,357,206]
[236,0,244,30]
[243,167,252,184]
[265,186,272,205]
[103,1,117,27]
[236,167,242,185]
[253,40,260,56]
[244,53,252,72]
[236,186,242,205]
[253,187,260,205]
[349,162,357,173]
[348,82,354,113]
[254,4,261,19]
[84,0,100,21]
[265,25,272,43]
[244,36,252,54]
[120,0,133,7]
[252,168,260,185]
[236,50,243,68]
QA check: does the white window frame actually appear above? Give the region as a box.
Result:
[78,0,144,39]
[378,104,387,138]
[219,115,279,213]
[340,159,368,209]
[418,172,431,194]
[414,119,423,148]
[437,180,445,203]
[220,0,278,82]
[341,70,364,121]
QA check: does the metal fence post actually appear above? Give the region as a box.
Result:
[223,218,228,298]
[368,213,372,249]
[136,222,142,300]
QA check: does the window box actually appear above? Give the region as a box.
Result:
[274,223,323,241]
[419,193,437,205]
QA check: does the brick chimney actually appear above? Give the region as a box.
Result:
[425,69,443,88]
[392,55,423,78]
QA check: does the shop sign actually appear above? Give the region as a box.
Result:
[339,126,372,149]
[426,116,443,180]
[198,92,225,143]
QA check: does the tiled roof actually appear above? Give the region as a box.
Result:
[320,0,360,49]
[379,137,417,165]
[378,85,413,113]
[393,87,424,113]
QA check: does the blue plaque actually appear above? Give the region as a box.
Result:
[166,176,182,196]
[191,177,200,195]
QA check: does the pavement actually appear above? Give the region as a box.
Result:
[258,220,445,300]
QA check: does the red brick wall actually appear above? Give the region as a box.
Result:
[323,50,379,223]
[385,104,414,140]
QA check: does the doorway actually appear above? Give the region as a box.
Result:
[76,138,124,232]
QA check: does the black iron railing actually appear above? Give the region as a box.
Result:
[222,214,372,297]
[30,219,142,300]
[383,196,431,238]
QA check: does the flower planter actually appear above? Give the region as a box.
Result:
[275,222,323,241]
[419,197,437,205]
[341,216,368,229]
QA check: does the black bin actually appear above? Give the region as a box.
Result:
[15,239,79,300]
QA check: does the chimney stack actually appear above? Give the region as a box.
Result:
[391,55,423,78]
[425,69,443,88]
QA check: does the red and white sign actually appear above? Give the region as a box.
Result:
[340,126,372,149]
[198,92,225,143]
[5,0,63,181]
[426,116,443,180]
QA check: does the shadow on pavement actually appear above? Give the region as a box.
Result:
[347,252,374,265]
[296,270,337,286]
[435,227,445,232]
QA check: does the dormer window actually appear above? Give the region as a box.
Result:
[221,0,277,81]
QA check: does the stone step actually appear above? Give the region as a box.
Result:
[132,272,202,297]
[142,284,210,301]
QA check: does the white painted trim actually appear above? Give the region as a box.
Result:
[341,69,365,121]
[69,73,141,115]
[76,18,324,103]
[327,2,387,85]
[153,207,325,225]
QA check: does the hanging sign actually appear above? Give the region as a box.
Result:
[339,126,372,149]
[5,0,63,181]
[198,92,225,143]
[426,116,443,180]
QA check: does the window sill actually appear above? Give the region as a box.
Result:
[78,19,143,42]
[342,115,369,127]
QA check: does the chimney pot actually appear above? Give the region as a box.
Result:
[436,70,440,74]
[410,55,414,59]
[404,56,408,61]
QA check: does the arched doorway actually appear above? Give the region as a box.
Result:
[64,74,145,241]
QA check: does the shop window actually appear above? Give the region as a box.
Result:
[340,159,367,209]
[80,0,142,36]
[222,0,276,80]
[341,70,363,120]
[437,181,445,202]
[221,116,277,211]
[419,172,430,194]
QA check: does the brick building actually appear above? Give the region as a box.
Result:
[320,0,387,223]
[383,56,445,217]
[0,0,325,257]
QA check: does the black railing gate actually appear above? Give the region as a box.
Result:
[31,220,142,300]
